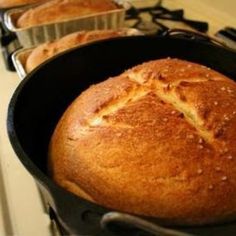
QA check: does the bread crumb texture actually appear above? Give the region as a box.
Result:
[49,58,236,225]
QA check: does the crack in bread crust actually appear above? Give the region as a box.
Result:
[88,85,149,126]
[88,71,220,145]
[153,81,213,143]
[126,71,227,145]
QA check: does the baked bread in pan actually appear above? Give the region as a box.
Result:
[49,58,236,225]
[0,0,44,8]
[17,0,118,28]
[25,29,137,72]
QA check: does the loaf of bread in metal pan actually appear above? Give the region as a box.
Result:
[49,58,236,225]
[16,0,118,28]
[25,29,136,72]
[0,0,44,8]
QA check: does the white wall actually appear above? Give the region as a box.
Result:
[194,0,235,18]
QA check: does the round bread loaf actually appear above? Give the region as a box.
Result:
[49,58,236,225]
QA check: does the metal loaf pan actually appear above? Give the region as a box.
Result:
[12,28,143,79]
[4,1,125,47]
[12,47,32,79]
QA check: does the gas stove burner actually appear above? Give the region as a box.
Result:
[125,1,209,34]
[215,27,236,51]
[134,20,165,35]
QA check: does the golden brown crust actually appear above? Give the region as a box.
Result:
[25,29,133,72]
[49,58,236,225]
[0,0,44,8]
[17,0,118,28]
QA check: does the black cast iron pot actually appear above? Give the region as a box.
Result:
[7,31,236,236]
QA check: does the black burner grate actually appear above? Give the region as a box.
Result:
[125,1,208,35]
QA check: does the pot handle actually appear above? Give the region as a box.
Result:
[101,212,193,236]
[162,28,233,51]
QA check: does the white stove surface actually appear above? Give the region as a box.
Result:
[0,55,52,236]
[0,0,235,235]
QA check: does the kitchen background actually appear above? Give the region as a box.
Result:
[0,0,235,235]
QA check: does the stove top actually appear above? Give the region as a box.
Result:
[0,0,211,72]
[125,0,208,34]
